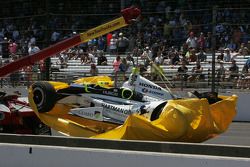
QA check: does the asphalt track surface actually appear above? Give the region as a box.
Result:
[205,122,250,146]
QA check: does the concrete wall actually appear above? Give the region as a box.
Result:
[1,143,250,167]
[230,92,250,121]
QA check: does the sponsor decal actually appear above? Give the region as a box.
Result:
[77,110,94,117]
[148,90,164,96]
[102,90,119,96]
[141,88,164,96]
[86,21,121,37]
[70,107,103,121]
[102,103,132,115]
[139,82,161,90]
[142,88,148,93]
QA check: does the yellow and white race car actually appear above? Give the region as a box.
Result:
[29,70,237,142]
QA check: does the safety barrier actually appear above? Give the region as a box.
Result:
[0,134,250,167]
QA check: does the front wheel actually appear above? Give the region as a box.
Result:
[32,82,56,113]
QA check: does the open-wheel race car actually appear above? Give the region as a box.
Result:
[29,69,238,142]
[0,91,50,134]
[31,70,173,125]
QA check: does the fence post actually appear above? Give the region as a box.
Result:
[211,6,217,92]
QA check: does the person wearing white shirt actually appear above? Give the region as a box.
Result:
[28,43,40,55]
[186,32,198,49]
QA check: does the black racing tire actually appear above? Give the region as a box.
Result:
[150,101,167,121]
[32,82,56,113]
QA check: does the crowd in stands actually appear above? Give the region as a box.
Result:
[1,0,250,89]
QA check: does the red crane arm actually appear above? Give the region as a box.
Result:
[0,7,141,77]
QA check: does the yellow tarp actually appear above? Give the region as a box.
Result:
[93,95,237,142]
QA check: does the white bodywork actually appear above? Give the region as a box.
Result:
[58,72,172,123]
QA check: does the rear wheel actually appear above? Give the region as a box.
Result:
[32,82,56,113]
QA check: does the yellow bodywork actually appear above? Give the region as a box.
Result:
[28,78,237,142]
[74,76,114,88]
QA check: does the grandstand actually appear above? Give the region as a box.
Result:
[0,0,250,91]
[48,52,249,89]
[1,2,250,166]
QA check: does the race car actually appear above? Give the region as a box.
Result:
[31,70,173,124]
[0,91,50,134]
[29,69,237,142]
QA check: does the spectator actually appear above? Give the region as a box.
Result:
[97,51,107,65]
[2,37,10,58]
[8,39,18,55]
[186,48,197,62]
[197,32,205,50]
[106,33,113,48]
[28,42,40,79]
[204,32,212,51]
[119,58,129,81]
[87,52,96,64]
[245,57,250,69]
[216,62,226,81]
[97,36,106,51]
[141,46,153,66]
[90,45,98,57]
[113,55,121,87]
[197,49,207,62]
[226,39,237,51]
[242,47,249,58]
[80,52,88,64]
[109,34,118,54]
[74,46,84,60]
[169,47,180,65]
[224,48,231,62]
[113,55,121,73]
[138,63,148,76]
[228,59,239,80]
[154,50,164,65]
[117,32,129,54]
[28,43,40,55]
[186,31,198,49]
[89,64,98,76]
[151,62,164,80]
[126,53,135,66]
[217,49,224,62]
[51,31,60,44]
[57,55,68,69]
[151,42,160,59]
[81,52,95,65]
[39,59,46,80]
[66,47,77,60]
[188,61,205,81]
[174,61,188,82]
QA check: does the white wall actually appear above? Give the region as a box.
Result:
[225,92,250,121]
[0,143,250,167]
